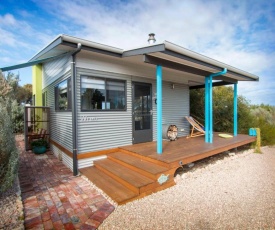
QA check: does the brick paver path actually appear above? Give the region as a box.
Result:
[17,139,115,229]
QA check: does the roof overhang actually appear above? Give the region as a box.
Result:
[123,41,259,83]
[1,34,259,87]
[29,34,123,62]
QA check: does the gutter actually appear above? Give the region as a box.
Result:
[71,43,82,176]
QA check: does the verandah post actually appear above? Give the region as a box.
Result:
[205,76,210,143]
[234,83,238,136]
[209,75,213,143]
[156,65,162,154]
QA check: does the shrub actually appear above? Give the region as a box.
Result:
[0,71,19,192]
[11,100,24,133]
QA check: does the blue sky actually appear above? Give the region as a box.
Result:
[1,0,275,105]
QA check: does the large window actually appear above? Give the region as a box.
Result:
[81,76,126,111]
[55,78,71,111]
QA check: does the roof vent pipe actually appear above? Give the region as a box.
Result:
[148,33,156,45]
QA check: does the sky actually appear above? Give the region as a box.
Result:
[0,0,275,105]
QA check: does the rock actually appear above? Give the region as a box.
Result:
[174,174,182,184]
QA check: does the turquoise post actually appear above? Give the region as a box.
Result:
[205,68,227,143]
[234,83,238,136]
[205,77,209,142]
[209,75,213,143]
[156,65,162,154]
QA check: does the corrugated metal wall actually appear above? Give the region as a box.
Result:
[76,68,132,153]
[42,54,71,88]
[162,81,190,138]
[42,51,190,169]
[42,56,73,170]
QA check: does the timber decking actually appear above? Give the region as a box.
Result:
[120,133,256,168]
[79,150,174,205]
[79,133,256,205]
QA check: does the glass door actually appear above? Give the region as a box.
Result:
[132,82,152,144]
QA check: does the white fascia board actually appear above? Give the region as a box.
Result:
[61,34,123,54]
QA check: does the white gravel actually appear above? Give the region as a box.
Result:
[99,146,275,229]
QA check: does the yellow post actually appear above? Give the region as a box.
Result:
[32,64,42,106]
[32,64,43,131]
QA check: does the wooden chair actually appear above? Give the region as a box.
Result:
[185,116,205,138]
[28,129,47,148]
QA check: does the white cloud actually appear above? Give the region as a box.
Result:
[1,0,275,104]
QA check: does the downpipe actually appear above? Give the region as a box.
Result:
[71,43,82,176]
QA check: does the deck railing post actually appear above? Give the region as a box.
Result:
[156,65,162,154]
[234,83,238,136]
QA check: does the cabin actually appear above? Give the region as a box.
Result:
[1,34,259,204]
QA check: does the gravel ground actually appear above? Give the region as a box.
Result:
[99,146,275,230]
[0,177,24,230]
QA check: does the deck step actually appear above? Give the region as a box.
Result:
[79,166,138,205]
[95,159,155,194]
[108,151,169,179]
[118,148,170,168]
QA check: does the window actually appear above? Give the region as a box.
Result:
[42,91,47,106]
[55,78,71,111]
[81,76,126,111]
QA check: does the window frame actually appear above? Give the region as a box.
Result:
[54,78,72,112]
[42,91,47,106]
[80,75,127,112]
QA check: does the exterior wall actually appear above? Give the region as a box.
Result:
[42,56,73,170]
[76,68,132,154]
[161,81,190,139]
[42,54,71,88]
[76,51,190,154]
[41,50,190,169]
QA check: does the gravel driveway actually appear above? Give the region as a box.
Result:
[99,147,275,229]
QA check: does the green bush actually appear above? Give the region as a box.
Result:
[190,87,275,146]
[0,71,19,192]
[190,86,253,134]
[11,100,24,133]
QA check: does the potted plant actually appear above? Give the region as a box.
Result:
[31,139,48,154]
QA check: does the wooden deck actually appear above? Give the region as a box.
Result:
[121,133,256,168]
[80,133,256,205]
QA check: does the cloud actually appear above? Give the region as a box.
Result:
[1,0,275,104]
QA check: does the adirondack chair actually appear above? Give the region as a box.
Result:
[185,116,205,138]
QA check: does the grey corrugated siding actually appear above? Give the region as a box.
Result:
[161,81,190,138]
[42,56,73,170]
[76,68,132,153]
[42,52,190,159]
[42,54,71,88]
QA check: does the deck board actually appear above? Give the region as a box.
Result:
[79,166,138,204]
[80,133,256,205]
[120,133,256,167]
